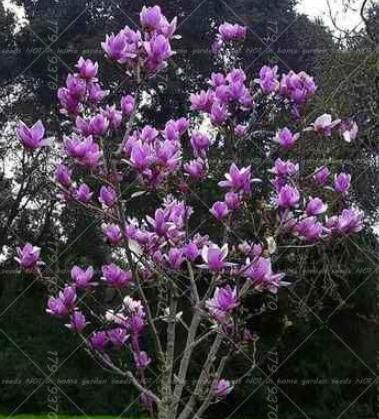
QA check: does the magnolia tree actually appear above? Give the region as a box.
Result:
[15,5,363,419]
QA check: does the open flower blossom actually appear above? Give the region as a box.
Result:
[47,286,77,318]
[310,114,340,136]
[327,208,364,235]
[334,172,351,194]
[243,257,286,293]
[206,286,239,322]
[199,244,231,272]
[17,120,49,150]
[89,331,108,352]
[15,244,42,270]
[294,217,326,242]
[211,201,230,220]
[306,197,328,216]
[73,183,93,203]
[66,311,88,332]
[75,57,98,81]
[313,166,330,186]
[274,127,299,149]
[276,185,300,208]
[218,22,247,42]
[101,263,133,288]
[339,119,358,143]
[71,266,96,288]
[214,379,234,398]
[99,186,117,207]
[257,65,279,94]
[218,163,252,194]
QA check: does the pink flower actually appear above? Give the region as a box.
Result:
[274,127,299,150]
[101,263,133,288]
[184,158,207,180]
[243,257,285,293]
[66,311,88,332]
[70,266,96,288]
[199,244,230,272]
[75,57,98,80]
[310,114,340,136]
[219,23,247,42]
[73,183,93,203]
[277,185,300,208]
[306,197,328,216]
[121,94,135,116]
[257,65,279,94]
[211,201,230,220]
[214,379,233,398]
[140,5,163,30]
[313,166,330,186]
[339,120,358,143]
[219,163,252,194]
[17,120,48,150]
[102,224,124,245]
[55,164,72,187]
[334,173,351,194]
[15,243,42,270]
[99,186,117,207]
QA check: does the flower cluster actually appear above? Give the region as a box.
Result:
[102,5,176,74]
[14,10,365,415]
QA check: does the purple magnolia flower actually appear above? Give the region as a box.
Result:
[306,197,328,216]
[190,132,211,157]
[234,124,247,137]
[70,265,96,288]
[17,120,48,150]
[206,286,239,316]
[140,5,163,30]
[101,263,133,288]
[88,82,109,103]
[55,164,72,187]
[183,242,199,262]
[200,244,230,272]
[214,379,233,398]
[211,201,230,220]
[57,87,81,115]
[101,32,128,62]
[335,208,364,234]
[73,183,93,203]
[218,23,247,42]
[224,192,241,210]
[76,57,98,80]
[89,331,108,352]
[244,257,285,293]
[219,163,252,194]
[134,351,151,369]
[108,328,128,348]
[257,65,279,94]
[47,286,77,317]
[339,120,358,143]
[274,127,299,150]
[144,35,173,67]
[121,94,135,116]
[189,90,215,112]
[334,173,351,194]
[310,114,340,136]
[277,185,300,208]
[75,116,91,136]
[88,114,109,136]
[210,102,229,125]
[167,248,185,270]
[66,311,88,332]
[99,186,117,207]
[130,143,154,171]
[271,159,299,178]
[65,74,86,99]
[210,72,226,87]
[294,217,325,242]
[313,166,330,186]
[102,224,124,245]
[101,105,122,130]
[64,135,101,169]
[15,243,41,270]
[279,70,317,105]
[184,158,207,180]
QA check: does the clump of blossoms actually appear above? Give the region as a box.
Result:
[15,6,363,419]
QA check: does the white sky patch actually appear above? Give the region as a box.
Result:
[296,0,364,32]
